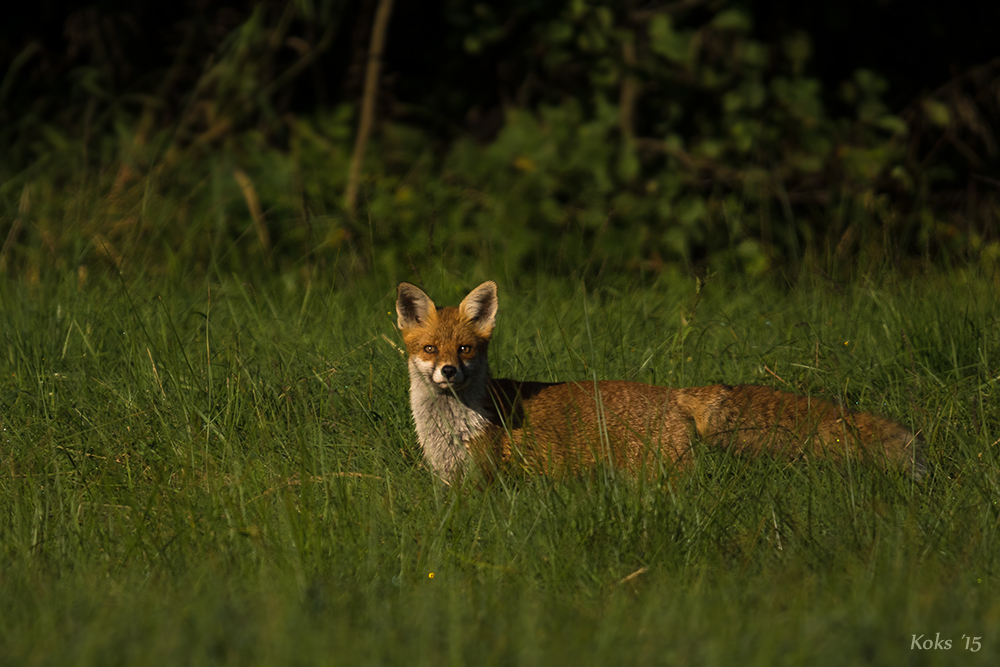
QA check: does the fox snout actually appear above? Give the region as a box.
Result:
[427,357,468,390]
[407,344,479,391]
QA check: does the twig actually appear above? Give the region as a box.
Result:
[764,365,793,389]
[381,333,405,356]
[0,183,29,274]
[148,347,167,400]
[619,38,638,140]
[0,218,21,275]
[619,566,649,585]
[345,0,395,215]
[234,169,272,263]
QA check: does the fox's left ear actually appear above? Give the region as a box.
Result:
[458,281,498,334]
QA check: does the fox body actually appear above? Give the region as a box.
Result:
[396,281,924,484]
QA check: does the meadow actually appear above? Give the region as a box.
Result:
[1,268,998,665]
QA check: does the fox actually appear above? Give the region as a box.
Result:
[395,280,925,485]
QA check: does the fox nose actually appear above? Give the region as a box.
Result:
[440,365,458,380]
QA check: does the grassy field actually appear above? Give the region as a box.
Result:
[1,268,998,665]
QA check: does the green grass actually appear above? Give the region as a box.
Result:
[1,268,998,665]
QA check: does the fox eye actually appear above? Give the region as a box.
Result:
[458,344,472,355]
[423,345,437,354]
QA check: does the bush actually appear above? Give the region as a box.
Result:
[1,1,998,281]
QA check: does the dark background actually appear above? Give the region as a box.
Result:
[4,0,997,133]
[2,1,998,278]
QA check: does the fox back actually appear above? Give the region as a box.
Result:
[396,281,925,485]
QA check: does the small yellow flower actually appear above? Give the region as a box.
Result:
[428,572,434,579]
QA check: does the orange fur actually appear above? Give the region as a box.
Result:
[396,281,925,484]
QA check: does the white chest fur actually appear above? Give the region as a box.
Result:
[407,362,491,484]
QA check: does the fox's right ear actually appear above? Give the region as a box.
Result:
[396,282,436,330]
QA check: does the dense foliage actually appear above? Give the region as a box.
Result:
[1,0,999,280]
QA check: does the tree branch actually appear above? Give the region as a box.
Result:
[345,0,395,215]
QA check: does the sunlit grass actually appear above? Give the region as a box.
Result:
[1,268,998,665]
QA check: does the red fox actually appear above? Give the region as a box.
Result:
[396,281,925,485]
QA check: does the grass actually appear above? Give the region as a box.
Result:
[1,267,998,665]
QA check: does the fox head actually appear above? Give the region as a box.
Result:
[396,281,498,394]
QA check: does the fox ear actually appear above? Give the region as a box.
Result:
[396,282,436,330]
[458,281,498,334]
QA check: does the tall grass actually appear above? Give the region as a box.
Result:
[1,268,998,664]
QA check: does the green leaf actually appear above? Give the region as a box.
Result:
[876,115,908,136]
[712,8,753,33]
[783,32,812,72]
[617,141,639,182]
[695,139,724,160]
[741,41,769,68]
[649,15,694,65]
[853,69,887,96]
[890,165,914,192]
[922,99,951,127]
